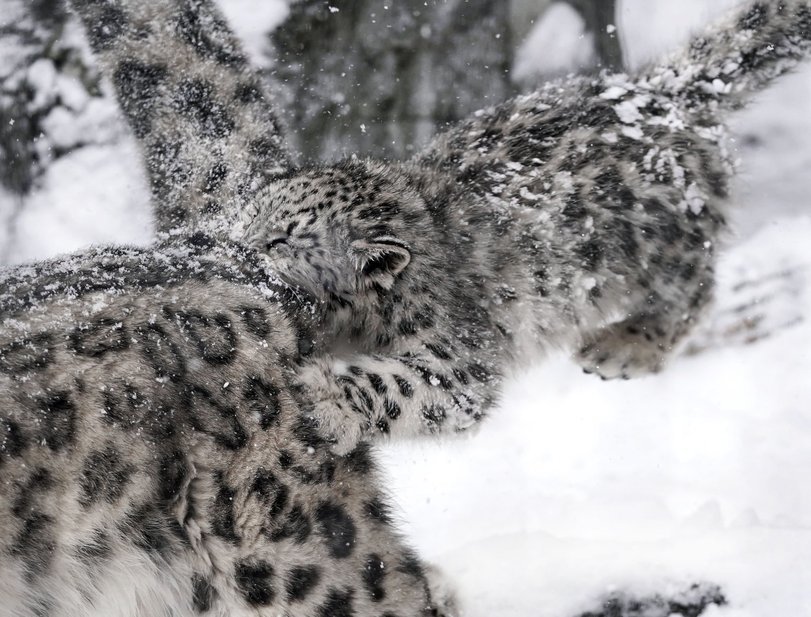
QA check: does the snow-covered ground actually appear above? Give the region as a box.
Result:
[1,1,809,616]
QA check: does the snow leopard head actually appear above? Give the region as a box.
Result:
[243,159,439,322]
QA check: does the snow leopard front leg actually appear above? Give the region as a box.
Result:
[576,265,715,380]
[293,341,500,454]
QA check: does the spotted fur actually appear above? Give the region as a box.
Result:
[1,0,459,613]
[243,0,811,452]
[68,0,290,234]
[0,237,451,617]
[4,1,808,614]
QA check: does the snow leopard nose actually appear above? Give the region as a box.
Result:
[265,233,288,250]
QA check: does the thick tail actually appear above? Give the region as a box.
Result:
[645,0,811,111]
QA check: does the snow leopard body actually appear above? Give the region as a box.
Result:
[0,236,453,617]
[243,0,811,451]
[0,1,459,614]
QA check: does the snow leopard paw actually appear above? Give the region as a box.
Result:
[424,563,462,617]
[576,320,671,380]
[294,359,368,455]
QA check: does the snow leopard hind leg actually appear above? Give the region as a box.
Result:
[574,226,719,380]
[414,0,810,384]
[575,287,714,380]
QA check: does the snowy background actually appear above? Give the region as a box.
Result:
[1,1,810,615]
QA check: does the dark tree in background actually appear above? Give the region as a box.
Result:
[567,0,624,71]
[269,0,624,163]
[269,0,515,162]
[0,0,624,185]
[0,0,625,187]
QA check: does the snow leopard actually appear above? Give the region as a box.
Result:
[0,0,461,614]
[2,1,800,616]
[0,235,456,617]
[243,0,811,453]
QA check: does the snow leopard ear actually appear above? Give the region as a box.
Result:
[350,237,411,290]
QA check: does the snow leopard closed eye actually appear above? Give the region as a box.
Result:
[245,161,421,318]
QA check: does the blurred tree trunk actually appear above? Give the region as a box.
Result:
[0,0,68,195]
[567,0,623,71]
[269,0,515,162]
